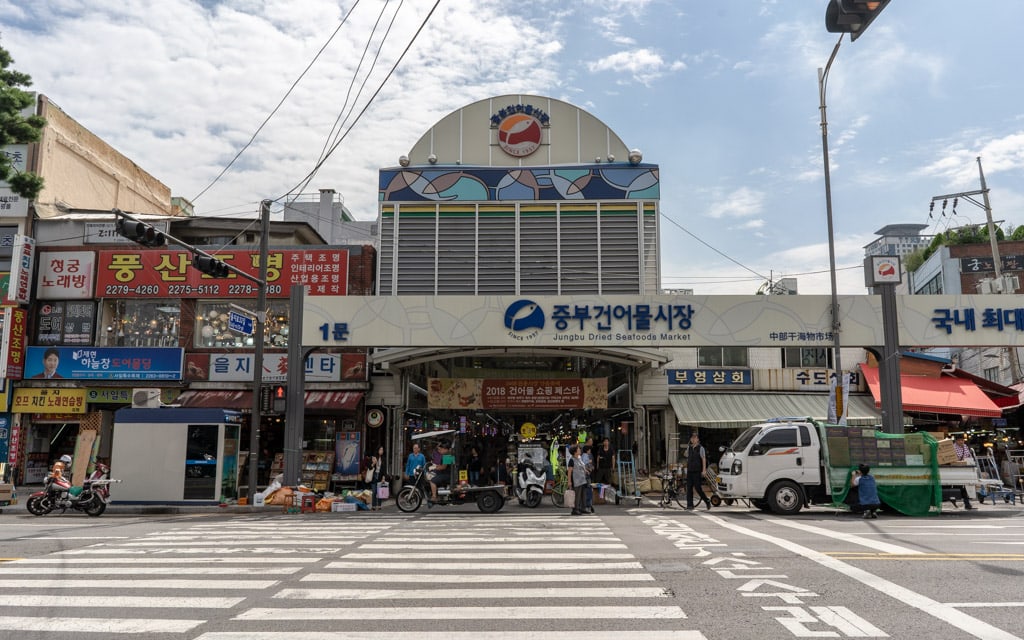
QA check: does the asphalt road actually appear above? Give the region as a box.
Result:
[0,498,1021,640]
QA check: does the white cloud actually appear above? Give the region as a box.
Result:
[707,187,765,219]
[587,48,683,85]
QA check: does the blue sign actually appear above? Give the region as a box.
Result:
[24,346,184,381]
[668,369,751,387]
[0,414,10,463]
[228,311,254,335]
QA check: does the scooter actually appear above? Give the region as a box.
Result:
[513,457,546,508]
[26,464,119,517]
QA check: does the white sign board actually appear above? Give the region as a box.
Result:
[302,293,1024,349]
[208,353,342,382]
[0,145,30,219]
[36,251,96,299]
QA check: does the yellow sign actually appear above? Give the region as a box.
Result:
[520,422,537,439]
[12,388,87,414]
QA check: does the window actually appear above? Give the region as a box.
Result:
[782,347,832,368]
[983,366,1000,383]
[757,427,799,449]
[194,301,290,348]
[698,347,748,367]
[98,300,180,347]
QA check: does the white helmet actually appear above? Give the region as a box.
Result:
[59,454,72,464]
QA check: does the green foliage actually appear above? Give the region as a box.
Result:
[914,224,1007,270]
[0,41,45,200]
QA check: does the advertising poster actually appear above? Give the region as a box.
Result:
[427,377,607,410]
[335,432,361,478]
[23,346,183,380]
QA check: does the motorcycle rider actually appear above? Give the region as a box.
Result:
[428,440,452,504]
[50,454,73,491]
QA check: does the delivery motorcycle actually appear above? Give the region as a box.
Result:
[513,456,546,508]
[26,464,118,517]
[396,463,508,514]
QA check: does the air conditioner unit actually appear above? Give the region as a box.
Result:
[132,388,162,409]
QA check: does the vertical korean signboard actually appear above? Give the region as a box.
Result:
[0,307,27,379]
[3,234,34,305]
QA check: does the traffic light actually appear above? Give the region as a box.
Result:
[825,0,889,41]
[273,386,286,413]
[194,255,231,278]
[115,216,166,247]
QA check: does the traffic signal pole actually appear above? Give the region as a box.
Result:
[246,200,271,505]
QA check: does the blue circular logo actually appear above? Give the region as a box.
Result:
[504,299,545,332]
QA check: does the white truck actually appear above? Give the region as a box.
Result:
[716,417,979,515]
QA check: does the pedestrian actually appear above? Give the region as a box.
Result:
[851,464,881,519]
[581,444,595,513]
[370,446,387,511]
[593,438,615,486]
[467,447,482,486]
[952,433,976,510]
[404,442,426,481]
[568,444,588,515]
[684,432,712,510]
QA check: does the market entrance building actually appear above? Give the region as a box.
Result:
[361,94,669,475]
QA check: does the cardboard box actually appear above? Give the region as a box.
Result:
[936,439,958,465]
[827,437,850,466]
[825,426,847,438]
[0,483,14,502]
[905,454,924,466]
[903,433,924,455]
[331,501,357,512]
[875,439,891,449]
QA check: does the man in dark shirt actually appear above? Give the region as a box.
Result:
[684,432,712,510]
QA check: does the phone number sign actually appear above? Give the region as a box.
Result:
[96,249,349,298]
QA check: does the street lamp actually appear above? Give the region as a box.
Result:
[819,0,890,424]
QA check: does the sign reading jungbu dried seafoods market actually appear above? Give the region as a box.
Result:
[428,378,607,410]
[95,249,348,298]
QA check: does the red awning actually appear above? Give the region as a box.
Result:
[305,391,363,410]
[176,390,363,411]
[860,365,1003,418]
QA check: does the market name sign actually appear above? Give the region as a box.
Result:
[302,294,1024,349]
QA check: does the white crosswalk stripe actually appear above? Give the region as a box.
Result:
[1,513,707,638]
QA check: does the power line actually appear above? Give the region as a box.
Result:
[190,0,363,203]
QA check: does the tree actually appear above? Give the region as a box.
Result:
[0,41,45,200]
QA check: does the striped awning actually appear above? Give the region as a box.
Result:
[668,393,881,430]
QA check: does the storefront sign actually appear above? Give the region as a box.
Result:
[86,388,132,404]
[427,378,607,410]
[0,226,18,258]
[0,380,8,411]
[960,255,1024,273]
[668,369,751,387]
[23,346,184,380]
[303,293,1024,348]
[95,249,349,298]
[0,413,11,463]
[36,251,96,299]
[0,145,30,218]
[84,221,167,245]
[12,388,87,414]
[0,307,27,379]
[36,301,96,346]
[4,234,34,305]
[207,353,342,382]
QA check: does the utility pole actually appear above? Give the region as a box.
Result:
[930,157,1020,383]
[246,200,271,505]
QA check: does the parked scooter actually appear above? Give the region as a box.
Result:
[26,463,118,517]
[513,455,545,508]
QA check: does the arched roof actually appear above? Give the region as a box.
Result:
[402,94,634,168]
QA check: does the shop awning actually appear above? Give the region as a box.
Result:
[176,390,363,411]
[668,393,881,430]
[859,365,1003,418]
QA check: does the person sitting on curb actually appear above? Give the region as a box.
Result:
[851,464,881,519]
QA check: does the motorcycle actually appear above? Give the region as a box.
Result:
[396,464,507,514]
[513,457,545,508]
[26,464,118,517]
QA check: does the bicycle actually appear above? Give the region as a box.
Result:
[658,470,687,508]
[550,465,568,507]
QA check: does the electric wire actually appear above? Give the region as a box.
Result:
[190,0,363,204]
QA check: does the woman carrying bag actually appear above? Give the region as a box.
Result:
[370,446,388,511]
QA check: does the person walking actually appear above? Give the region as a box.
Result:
[952,433,976,510]
[593,438,615,486]
[567,444,588,516]
[684,432,712,511]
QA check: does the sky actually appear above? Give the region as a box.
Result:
[3,0,1024,296]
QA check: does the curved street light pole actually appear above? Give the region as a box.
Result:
[819,35,845,420]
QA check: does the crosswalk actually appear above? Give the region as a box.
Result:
[0,513,707,639]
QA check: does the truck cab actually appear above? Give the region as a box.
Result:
[717,417,823,515]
